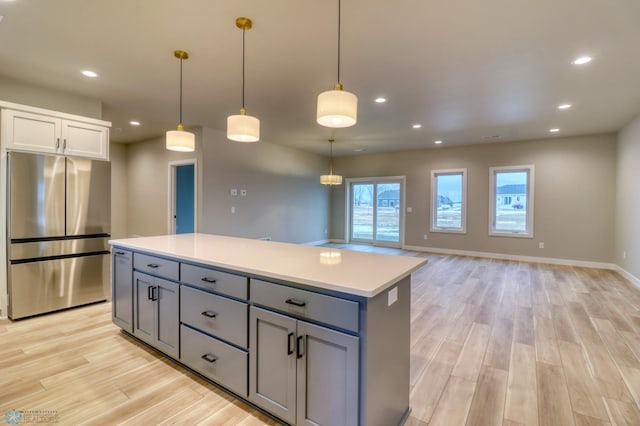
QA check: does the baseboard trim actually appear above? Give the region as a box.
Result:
[329,239,347,244]
[613,265,640,289]
[402,244,616,270]
[303,239,330,246]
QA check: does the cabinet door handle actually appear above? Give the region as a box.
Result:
[285,298,307,307]
[296,335,305,359]
[201,353,217,363]
[201,277,217,284]
[115,251,126,256]
[151,286,158,301]
[56,138,60,148]
[147,263,160,268]
[63,138,67,150]
[201,310,217,318]
[147,285,153,300]
[287,332,295,355]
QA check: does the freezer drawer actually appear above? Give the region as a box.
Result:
[8,253,110,319]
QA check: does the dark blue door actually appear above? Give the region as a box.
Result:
[176,164,194,234]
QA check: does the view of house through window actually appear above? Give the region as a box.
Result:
[350,179,403,247]
[431,169,466,233]
[490,165,534,236]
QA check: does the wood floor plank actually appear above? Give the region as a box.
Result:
[514,307,535,346]
[466,365,509,426]
[603,397,640,426]
[537,361,575,426]
[558,340,609,421]
[451,322,491,382]
[484,317,514,370]
[428,375,476,426]
[504,343,538,426]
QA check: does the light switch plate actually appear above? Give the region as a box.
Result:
[388,287,398,306]
[230,189,238,196]
[240,189,247,196]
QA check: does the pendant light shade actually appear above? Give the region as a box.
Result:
[228,17,260,142]
[166,50,195,152]
[317,0,357,128]
[320,138,343,185]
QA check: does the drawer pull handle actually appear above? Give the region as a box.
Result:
[201,277,217,284]
[115,251,126,256]
[285,298,307,307]
[296,335,305,359]
[147,263,160,268]
[201,353,217,363]
[201,310,218,318]
[287,332,295,355]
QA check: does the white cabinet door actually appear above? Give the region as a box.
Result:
[1,109,61,154]
[61,120,109,159]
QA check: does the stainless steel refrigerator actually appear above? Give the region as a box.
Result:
[7,152,111,319]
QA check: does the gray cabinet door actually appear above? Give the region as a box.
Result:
[155,278,180,358]
[296,321,359,426]
[112,249,133,332]
[133,272,155,346]
[249,306,297,425]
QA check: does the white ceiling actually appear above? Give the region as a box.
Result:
[1,0,639,156]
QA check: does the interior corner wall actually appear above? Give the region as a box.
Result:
[331,133,617,263]
[110,142,129,239]
[615,113,640,278]
[126,128,204,237]
[200,127,330,244]
[0,75,102,119]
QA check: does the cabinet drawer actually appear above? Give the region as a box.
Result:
[181,263,248,300]
[251,279,359,333]
[180,325,248,397]
[134,253,179,281]
[181,286,248,348]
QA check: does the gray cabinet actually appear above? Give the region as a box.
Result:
[249,306,359,426]
[112,249,133,332]
[133,271,179,358]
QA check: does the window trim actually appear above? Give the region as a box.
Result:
[430,168,467,234]
[489,165,534,238]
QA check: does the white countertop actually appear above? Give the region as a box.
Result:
[109,233,428,298]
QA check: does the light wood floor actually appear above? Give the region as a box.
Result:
[2,247,640,425]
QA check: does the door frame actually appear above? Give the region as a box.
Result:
[167,159,198,234]
[345,176,406,248]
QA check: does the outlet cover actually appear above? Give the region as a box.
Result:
[230,189,238,196]
[240,189,247,196]
[539,242,544,249]
[388,287,398,306]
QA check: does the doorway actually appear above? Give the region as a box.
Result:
[347,177,405,248]
[168,159,197,234]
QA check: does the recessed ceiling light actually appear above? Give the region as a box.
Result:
[572,56,592,65]
[130,120,141,126]
[412,124,422,129]
[549,128,560,133]
[81,70,98,78]
[434,140,443,144]
[557,104,572,110]
[374,97,386,103]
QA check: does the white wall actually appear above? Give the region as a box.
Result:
[331,134,617,263]
[615,114,640,280]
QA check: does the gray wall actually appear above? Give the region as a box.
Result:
[331,134,617,263]
[615,114,640,277]
[120,127,330,244]
[200,127,330,244]
[0,75,102,118]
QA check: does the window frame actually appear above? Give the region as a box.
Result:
[489,165,535,238]
[430,168,467,234]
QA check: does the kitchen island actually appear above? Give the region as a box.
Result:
[109,233,427,426]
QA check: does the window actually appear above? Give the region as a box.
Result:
[431,169,467,233]
[489,165,534,237]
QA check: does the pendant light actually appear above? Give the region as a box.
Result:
[320,139,343,185]
[227,17,260,142]
[317,0,357,128]
[166,50,195,152]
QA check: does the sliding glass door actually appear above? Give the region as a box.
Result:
[349,178,403,247]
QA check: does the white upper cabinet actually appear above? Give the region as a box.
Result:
[1,102,111,160]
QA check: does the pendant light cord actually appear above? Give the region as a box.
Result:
[242,27,246,109]
[329,139,334,174]
[337,0,341,83]
[179,56,184,124]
